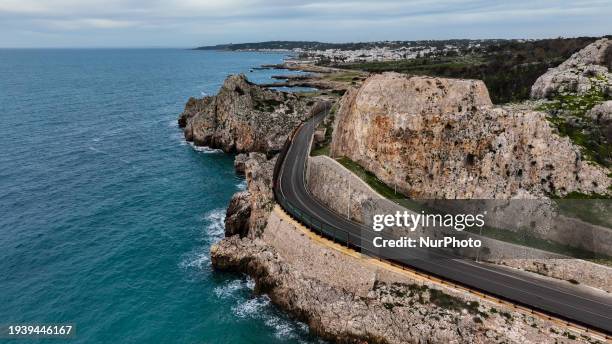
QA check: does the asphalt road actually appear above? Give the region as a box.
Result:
[275,109,612,334]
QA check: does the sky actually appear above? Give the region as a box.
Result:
[0,0,611,48]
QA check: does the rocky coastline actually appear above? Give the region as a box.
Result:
[179,46,611,343]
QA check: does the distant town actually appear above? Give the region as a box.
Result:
[197,39,550,63]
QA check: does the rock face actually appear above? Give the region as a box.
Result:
[224,153,276,239]
[233,153,249,174]
[211,211,601,344]
[224,191,251,237]
[179,74,309,153]
[330,72,610,198]
[531,38,612,99]
[588,100,612,142]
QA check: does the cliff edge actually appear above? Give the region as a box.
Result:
[178,74,309,153]
[330,72,610,198]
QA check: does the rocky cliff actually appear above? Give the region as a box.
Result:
[184,66,608,344]
[531,39,612,166]
[178,74,309,153]
[211,209,604,344]
[224,153,276,239]
[531,38,612,99]
[330,72,611,198]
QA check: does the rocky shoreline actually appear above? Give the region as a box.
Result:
[179,45,611,343]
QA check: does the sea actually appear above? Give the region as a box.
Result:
[0,49,323,343]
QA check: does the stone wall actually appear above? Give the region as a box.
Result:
[211,208,605,343]
[306,155,612,292]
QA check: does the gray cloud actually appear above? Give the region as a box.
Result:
[0,0,610,47]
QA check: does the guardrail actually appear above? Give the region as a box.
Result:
[270,103,612,339]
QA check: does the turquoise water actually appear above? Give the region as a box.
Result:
[0,49,321,343]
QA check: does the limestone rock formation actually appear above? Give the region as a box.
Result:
[224,191,251,237]
[224,153,276,239]
[211,215,601,344]
[531,38,612,99]
[233,153,248,174]
[587,100,612,142]
[330,72,610,198]
[178,74,309,153]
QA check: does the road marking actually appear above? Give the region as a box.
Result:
[273,205,611,342]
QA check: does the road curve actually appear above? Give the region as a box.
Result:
[273,108,612,335]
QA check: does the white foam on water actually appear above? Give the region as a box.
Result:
[203,208,225,240]
[246,276,255,290]
[179,250,210,269]
[236,179,247,191]
[214,279,247,299]
[264,316,297,340]
[178,208,226,271]
[189,142,222,154]
[232,295,271,318]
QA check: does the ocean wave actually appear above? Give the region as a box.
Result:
[232,295,271,318]
[264,315,298,340]
[178,250,210,270]
[179,208,226,271]
[189,142,222,154]
[214,279,247,299]
[236,179,247,191]
[204,208,225,240]
[232,293,316,342]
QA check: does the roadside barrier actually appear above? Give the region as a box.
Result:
[271,104,612,341]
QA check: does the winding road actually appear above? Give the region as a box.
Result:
[274,108,612,335]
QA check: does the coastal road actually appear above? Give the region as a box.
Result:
[274,109,612,335]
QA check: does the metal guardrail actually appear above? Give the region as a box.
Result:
[270,104,612,338]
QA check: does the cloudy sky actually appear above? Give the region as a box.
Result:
[1,0,610,48]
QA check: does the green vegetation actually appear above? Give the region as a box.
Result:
[553,193,612,229]
[383,282,487,317]
[310,145,330,156]
[467,225,612,266]
[329,37,604,103]
[428,289,485,316]
[295,91,321,98]
[563,331,577,340]
[536,77,611,166]
[336,157,407,201]
[196,39,513,52]
[310,103,337,157]
[336,156,612,264]
[253,98,282,112]
[322,70,366,83]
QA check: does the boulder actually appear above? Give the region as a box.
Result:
[531,38,612,99]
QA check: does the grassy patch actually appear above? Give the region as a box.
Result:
[311,144,330,156]
[552,193,612,229]
[466,225,612,265]
[536,78,611,166]
[310,103,337,157]
[323,70,366,83]
[336,156,612,264]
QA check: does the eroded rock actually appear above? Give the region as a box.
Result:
[224,153,276,239]
[531,38,612,99]
[179,74,309,153]
[330,72,610,198]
